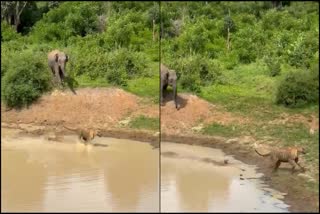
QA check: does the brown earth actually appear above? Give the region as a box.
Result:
[1,88,319,212]
[161,93,248,135]
[2,88,158,130]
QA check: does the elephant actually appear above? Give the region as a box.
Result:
[161,63,179,110]
[48,50,69,85]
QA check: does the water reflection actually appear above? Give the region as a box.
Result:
[1,129,159,212]
[161,142,289,212]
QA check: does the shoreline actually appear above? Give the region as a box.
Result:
[1,122,318,212]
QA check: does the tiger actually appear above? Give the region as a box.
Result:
[254,143,306,173]
[63,125,100,144]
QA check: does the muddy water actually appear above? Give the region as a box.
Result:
[161,142,290,212]
[1,128,159,212]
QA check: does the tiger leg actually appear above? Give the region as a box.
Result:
[288,159,297,174]
[272,160,281,173]
[295,158,305,172]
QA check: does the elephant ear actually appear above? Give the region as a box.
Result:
[54,53,59,62]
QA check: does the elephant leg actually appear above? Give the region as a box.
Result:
[54,69,63,87]
[160,84,164,106]
[50,67,57,85]
[173,85,178,109]
[59,70,65,86]
[50,67,55,76]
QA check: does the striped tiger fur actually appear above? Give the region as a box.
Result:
[255,144,306,173]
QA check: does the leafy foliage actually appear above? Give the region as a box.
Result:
[1,51,52,108]
[275,69,319,107]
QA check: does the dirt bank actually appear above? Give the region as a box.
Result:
[161,92,318,135]
[1,87,159,147]
[2,87,158,129]
[161,93,248,135]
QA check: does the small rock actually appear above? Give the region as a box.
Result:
[226,138,239,144]
[191,124,204,132]
[240,177,244,180]
[118,117,131,127]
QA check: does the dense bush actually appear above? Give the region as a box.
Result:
[31,2,103,43]
[106,48,148,86]
[105,11,151,50]
[264,56,281,77]
[287,31,319,68]
[69,43,149,86]
[1,51,52,108]
[1,22,21,42]
[275,69,319,107]
[166,55,222,92]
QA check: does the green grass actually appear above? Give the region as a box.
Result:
[203,122,319,166]
[129,115,159,131]
[199,82,318,122]
[73,74,159,105]
[125,77,159,103]
[75,75,110,88]
[202,122,244,137]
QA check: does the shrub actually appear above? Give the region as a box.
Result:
[106,48,148,86]
[287,32,319,68]
[31,2,102,43]
[219,51,239,70]
[233,26,265,63]
[1,22,21,42]
[275,69,319,107]
[69,43,149,87]
[167,55,222,92]
[105,11,149,50]
[1,51,52,108]
[264,56,281,77]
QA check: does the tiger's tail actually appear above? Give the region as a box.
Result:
[254,143,271,157]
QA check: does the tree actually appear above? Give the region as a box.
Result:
[148,2,160,41]
[223,9,236,51]
[1,1,28,32]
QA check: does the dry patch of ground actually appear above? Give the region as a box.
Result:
[161,93,248,135]
[2,88,158,130]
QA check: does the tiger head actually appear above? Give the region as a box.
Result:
[297,147,306,154]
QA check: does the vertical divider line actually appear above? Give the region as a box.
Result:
[158,0,161,212]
